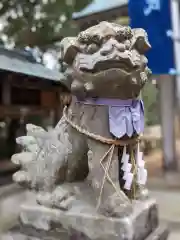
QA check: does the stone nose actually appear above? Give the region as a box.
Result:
[100,39,126,56]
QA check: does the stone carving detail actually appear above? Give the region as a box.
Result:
[11,22,160,240]
[61,22,151,99]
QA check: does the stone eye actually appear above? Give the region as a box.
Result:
[103,35,112,42]
[91,34,102,45]
[116,35,125,42]
[86,43,99,54]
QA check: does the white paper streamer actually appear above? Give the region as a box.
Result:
[121,146,133,189]
[136,143,145,167]
[124,173,133,190]
[137,153,145,168]
[122,162,132,172]
[137,168,147,185]
[123,171,128,180]
[121,146,129,162]
[136,143,147,185]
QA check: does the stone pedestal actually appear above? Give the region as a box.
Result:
[2,196,169,240]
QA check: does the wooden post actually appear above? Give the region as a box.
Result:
[2,78,11,105]
[159,75,177,171]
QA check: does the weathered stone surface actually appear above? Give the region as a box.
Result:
[16,194,158,240]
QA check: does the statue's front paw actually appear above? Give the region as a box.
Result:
[37,186,76,211]
[100,193,132,218]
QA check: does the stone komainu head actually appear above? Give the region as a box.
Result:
[60,21,152,99]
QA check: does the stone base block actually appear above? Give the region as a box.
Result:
[0,226,169,240]
[6,197,169,240]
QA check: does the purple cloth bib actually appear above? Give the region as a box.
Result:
[76,98,144,138]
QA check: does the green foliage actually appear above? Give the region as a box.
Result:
[142,81,160,126]
[0,0,92,48]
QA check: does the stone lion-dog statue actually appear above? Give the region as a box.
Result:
[11,22,161,240]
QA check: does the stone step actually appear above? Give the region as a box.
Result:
[0,184,32,233]
[0,226,169,240]
[0,232,40,240]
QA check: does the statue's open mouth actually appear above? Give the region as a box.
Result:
[79,60,137,74]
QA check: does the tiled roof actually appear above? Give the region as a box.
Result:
[73,0,127,19]
[0,46,65,84]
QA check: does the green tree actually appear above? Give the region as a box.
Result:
[0,0,91,48]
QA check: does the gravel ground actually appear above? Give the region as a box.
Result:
[151,189,180,240]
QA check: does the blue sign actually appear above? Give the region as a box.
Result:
[128,0,175,74]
